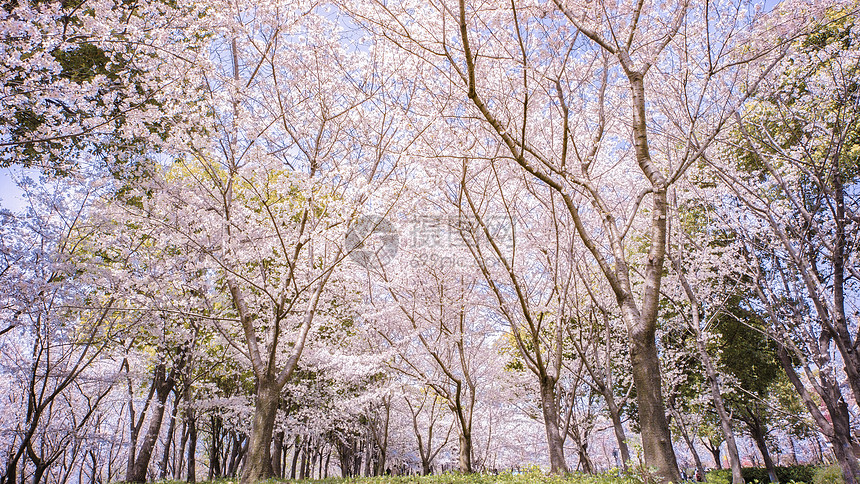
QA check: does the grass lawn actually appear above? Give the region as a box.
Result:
[142,469,657,484]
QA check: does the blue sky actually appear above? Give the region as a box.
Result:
[0,168,25,212]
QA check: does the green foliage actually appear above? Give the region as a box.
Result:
[706,465,819,484]
[812,466,845,484]
[715,306,778,397]
[705,468,731,484]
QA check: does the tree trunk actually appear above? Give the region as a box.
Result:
[32,464,47,484]
[362,433,372,477]
[301,439,310,480]
[209,415,223,480]
[324,450,331,478]
[699,341,744,484]
[353,439,362,477]
[773,344,860,484]
[605,391,631,472]
[624,70,681,484]
[672,248,745,484]
[310,444,319,479]
[539,376,569,474]
[577,442,594,474]
[746,412,778,483]
[175,419,187,480]
[272,431,284,477]
[377,400,390,476]
[240,376,279,483]
[828,159,860,412]
[458,431,473,474]
[673,406,706,482]
[290,436,301,479]
[186,412,197,483]
[228,432,246,477]
[628,319,681,484]
[704,439,722,470]
[830,432,860,484]
[127,363,176,483]
[158,392,181,480]
[125,365,157,482]
[824,391,860,484]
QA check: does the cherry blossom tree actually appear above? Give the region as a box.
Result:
[367,244,496,473]
[398,384,456,475]
[345,0,817,479]
[1,0,852,482]
[568,275,634,472]
[89,1,415,481]
[457,160,582,474]
[664,188,748,484]
[0,174,129,484]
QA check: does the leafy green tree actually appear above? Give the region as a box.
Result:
[716,302,783,483]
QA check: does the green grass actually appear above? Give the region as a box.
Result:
[147,469,650,484]
[149,465,831,484]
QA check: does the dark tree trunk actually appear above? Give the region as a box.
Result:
[227,432,246,477]
[577,443,594,474]
[604,391,631,472]
[126,366,157,481]
[208,416,221,480]
[745,411,778,483]
[376,400,390,476]
[324,450,331,478]
[186,412,197,483]
[831,157,860,412]
[312,444,320,479]
[628,317,681,484]
[272,431,284,477]
[774,329,860,484]
[823,388,860,484]
[127,363,177,483]
[290,436,301,479]
[32,464,47,484]
[240,377,279,483]
[458,431,473,474]
[704,439,722,470]
[539,376,568,474]
[300,439,309,480]
[158,391,181,480]
[175,419,187,480]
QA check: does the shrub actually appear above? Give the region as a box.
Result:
[705,465,817,484]
[779,465,817,483]
[813,465,844,484]
[705,469,731,484]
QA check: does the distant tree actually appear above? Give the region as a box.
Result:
[0,177,124,484]
[717,307,783,483]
